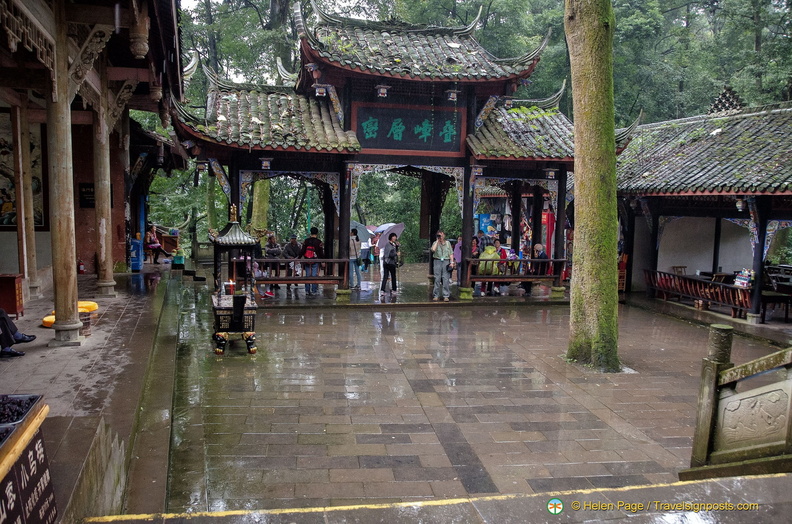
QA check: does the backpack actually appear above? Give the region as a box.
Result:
[305,244,316,259]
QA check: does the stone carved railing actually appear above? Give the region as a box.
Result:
[680,324,792,480]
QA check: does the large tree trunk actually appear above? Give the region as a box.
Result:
[564,0,620,372]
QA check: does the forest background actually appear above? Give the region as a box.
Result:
[140,0,792,262]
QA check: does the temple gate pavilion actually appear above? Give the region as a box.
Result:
[173,1,636,293]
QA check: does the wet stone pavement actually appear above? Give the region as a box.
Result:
[166,283,783,513]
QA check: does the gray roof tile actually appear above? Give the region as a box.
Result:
[298,2,548,82]
[467,104,574,159]
[617,103,792,195]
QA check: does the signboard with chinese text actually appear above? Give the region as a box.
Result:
[352,103,465,157]
[0,428,58,523]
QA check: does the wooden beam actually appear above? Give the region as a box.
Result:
[28,108,93,125]
[0,68,47,90]
[0,87,22,106]
[66,4,132,28]
[107,66,154,83]
[127,95,159,112]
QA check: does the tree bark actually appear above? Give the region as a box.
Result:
[564,0,620,371]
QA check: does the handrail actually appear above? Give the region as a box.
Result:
[465,257,566,287]
[252,257,350,288]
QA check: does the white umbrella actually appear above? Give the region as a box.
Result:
[374,222,396,234]
[376,222,405,249]
[350,221,372,241]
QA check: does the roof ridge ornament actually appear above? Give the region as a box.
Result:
[276,57,298,84]
[497,29,552,67]
[616,110,643,151]
[183,50,200,89]
[453,6,483,36]
[516,78,567,109]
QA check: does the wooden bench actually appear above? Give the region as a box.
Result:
[644,269,754,318]
[465,257,566,289]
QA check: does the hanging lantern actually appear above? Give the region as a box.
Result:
[259,157,273,170]
[375,84,391,98]
[312,83,328,97]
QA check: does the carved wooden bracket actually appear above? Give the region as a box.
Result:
[69,24,113,93]
[107,79,138,129]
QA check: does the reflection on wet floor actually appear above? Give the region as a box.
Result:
[167,284,782,513]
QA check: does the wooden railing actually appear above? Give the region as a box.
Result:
[252,258,349,288]
[465,257,566,287]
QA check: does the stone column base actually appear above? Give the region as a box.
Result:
[746,313,762,325]
[49,320,85,347]
[550,286,566,298]
[95,280,117,298]
[27,284,44,300]
[458,287,474,300]
[336,289,351,303]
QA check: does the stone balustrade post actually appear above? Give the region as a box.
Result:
[690,324,735,467]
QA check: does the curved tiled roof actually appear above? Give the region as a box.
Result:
[617,102,792,195]
[296,1,549,82]
[174,69,360,153]
[467,103,574,160]
[210,221,259,246]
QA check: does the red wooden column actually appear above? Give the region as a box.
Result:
[47,2,83,346]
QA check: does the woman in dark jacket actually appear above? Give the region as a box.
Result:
[379,233,400,296]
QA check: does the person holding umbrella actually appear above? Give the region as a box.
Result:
[379,232,400,296]
[349,228,363,289]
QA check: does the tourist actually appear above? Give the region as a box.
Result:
[477,229,492,251]
[283,233,302,295]
[533,243,549,275]
[360,236,371,272]
[431,230,454,302]
[263,235,282,297]
[349,229,362,289]
[0,308,35,358]
[300,227,324,296]
[145,225,170,264]
[453,235,463,285]
[380,233,400,296]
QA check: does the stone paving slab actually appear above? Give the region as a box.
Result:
[164,282,787,514]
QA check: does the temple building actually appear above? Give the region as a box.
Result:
[0,0,184,343]
[617,88,792,320]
